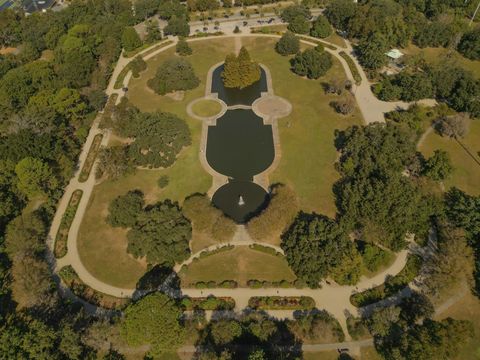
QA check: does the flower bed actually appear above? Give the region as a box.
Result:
[54,190,83,258]
[248,296,315,310]
[59,266,128,310]
[181,296,235,311]
[339,51,362,85]
[78,133,103,182]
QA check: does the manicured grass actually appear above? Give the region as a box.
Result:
[324,32,347,48]
[419,120,480,196]
[55,190,83,258]
[243,36,363,216]
[435,292,480,360]
[402,44,480,79]
[179,246,296,287]
[191,99,223,117]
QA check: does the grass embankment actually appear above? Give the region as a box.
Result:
[350,254,423,307]
[78,134,103,182]
[191,99,223,117]
[179,246,296,287]
[54,190,83,258]
[59,266,128,309]
[243,36,363,216]
[419,120,480,195]
[78,39,231,288]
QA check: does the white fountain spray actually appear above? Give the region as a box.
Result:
[238,195,245,206]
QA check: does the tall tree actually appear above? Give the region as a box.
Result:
[222,47,261,89]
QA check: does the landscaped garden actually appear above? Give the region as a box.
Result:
[77,35,363,288]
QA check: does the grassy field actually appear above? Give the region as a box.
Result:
[402,44,480,79]
[419,120,480,196]
[435,292,480,360]
[179,246,296,286]
[243,36,363,216]
[191,99,222,117]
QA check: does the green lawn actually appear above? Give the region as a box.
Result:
[243,36,363,216]
[419,120,480,196]
[179,246,296,286]
[402,44,480,79]
[191,99,223,117]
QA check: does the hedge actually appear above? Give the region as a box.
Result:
[78,134,103,182]
[248,296,315,310]
[54,190,83,258]
[339,51,362,85]
[181,296,235,311]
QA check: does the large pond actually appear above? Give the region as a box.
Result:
[207,64,273,223]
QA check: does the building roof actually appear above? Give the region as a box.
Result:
[23,0,55,13]
[385,49,404,59]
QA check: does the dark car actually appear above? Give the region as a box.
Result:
[243,21,248,26]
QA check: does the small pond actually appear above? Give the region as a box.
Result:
[207,63,273,223]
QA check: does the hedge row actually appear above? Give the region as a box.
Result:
[248,244,283,257]
[181,296,235,311]
[247,279,306,289]
[78,133,103,182]
[193,280,238,289]
[248,296,315,310]
[196,245,235,260]
[350,254,423,307]
[339,51,362,85]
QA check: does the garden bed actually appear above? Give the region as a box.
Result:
[59,266,129,309]
[180,296,235,311]
[248,296,315,310]
[78,133,103,182]
[350,254,423,307]
[339,51,362,85]
[54,190,83,258]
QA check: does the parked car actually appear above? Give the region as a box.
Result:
[243,21,248,26]
[203,27,208,31]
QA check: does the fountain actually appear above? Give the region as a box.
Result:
[238,195,245,206]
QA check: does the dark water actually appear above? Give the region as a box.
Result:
[206,109,274,181]
[207,64,274,223]
[211,65,268,106]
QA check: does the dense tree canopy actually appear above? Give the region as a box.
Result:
[127,200,191,266]
[281,213,362,286]
[458,28,480,60]
[310,15,332,39]
[275,31,300,56]
[107,190,145,228]
[121,27,142,52]
[222,47,261,89]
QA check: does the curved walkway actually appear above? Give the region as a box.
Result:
[46,34,433,340]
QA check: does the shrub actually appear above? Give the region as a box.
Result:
[436,113,470,139]
[275,31,300,56]
[458,28,480,60]
[332,94,355,115]
[233,26,241,34]
[158,175,169,188]
[423,150,453,181]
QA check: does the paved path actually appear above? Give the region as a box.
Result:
[46,31,437,343]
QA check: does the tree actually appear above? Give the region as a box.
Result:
[324,0,356,30]
[281,213,362,287]
[122,293,186,356]
[127,200,191,266]
[52,88,87,122]
[210,319,243,345]
[332,94,356,115]
[290,48,333,79]
[357,32,388,70]
[15,157,55,198]
[287,310,345,343]
[275,31,300,56]
[107,190,145,228]
[176,38,192,56]
[145,19,162,43]
[310,15,332,39]
[147,58,199,95]
[247,184,298,241]
[436,113,470,139]
[281,4,311,23]
[287,15,310,34]
[423,150,453,181]
[5,212,46,258]
[129,56,147,78]
[121,27,142,52]
[458,28,480,60]
[222,47,261,89]
[96,146,134,180]
[164,15,190,37]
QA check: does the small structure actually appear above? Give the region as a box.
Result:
[238,195,245,206]
[23,0,56,14]
[385,49,404,62]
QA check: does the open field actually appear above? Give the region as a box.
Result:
[243,36,363,216]
[191,99,223,117]
[402,44,480,79]
[419,120,480,196]
[179,246,296,286]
